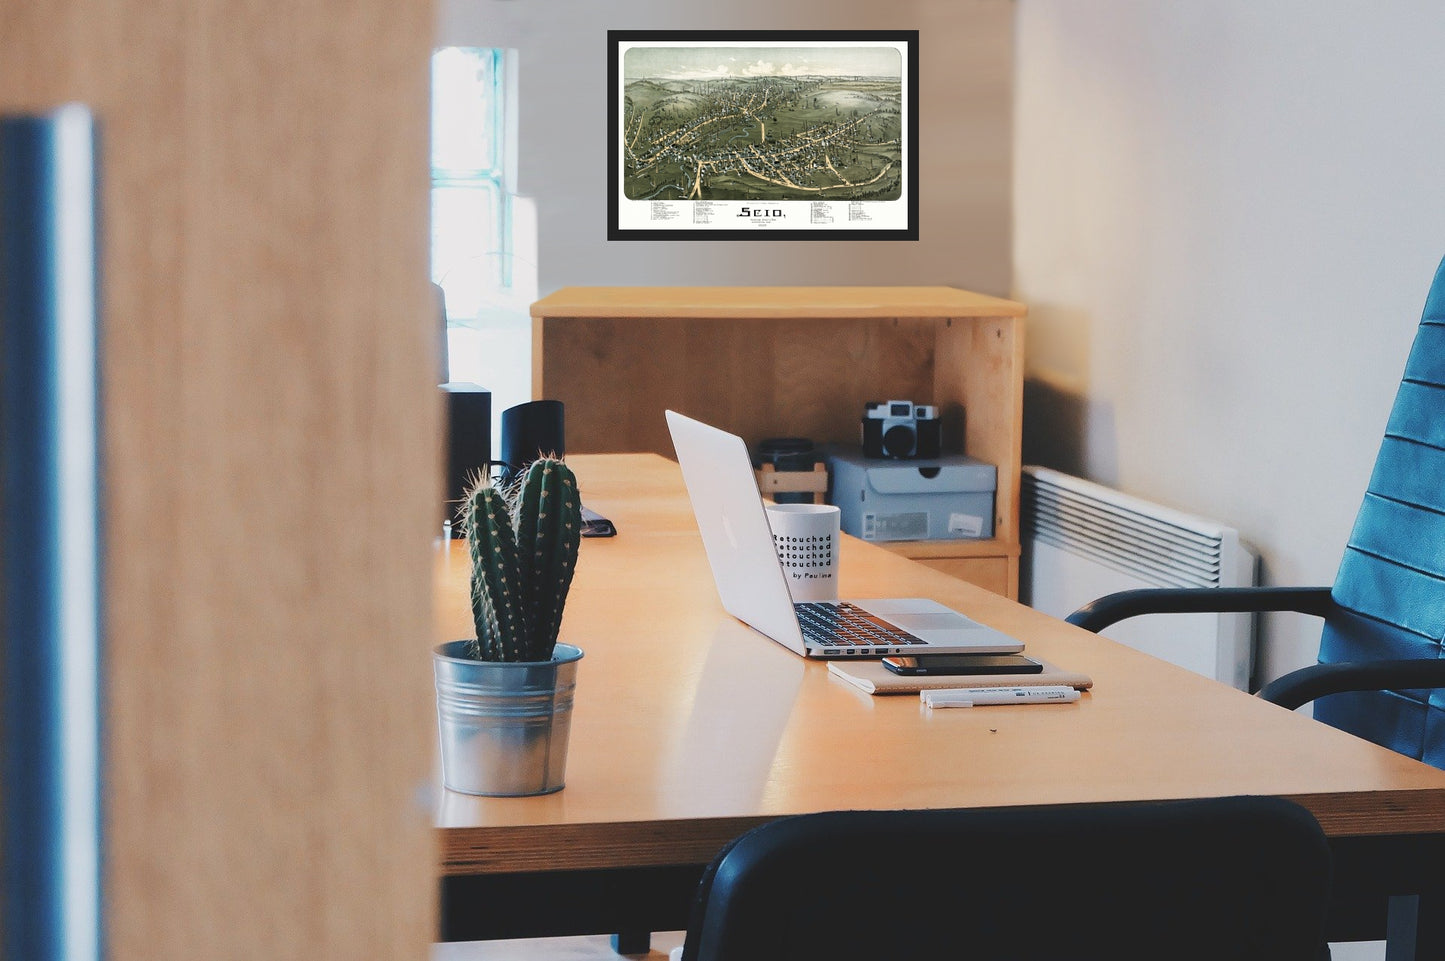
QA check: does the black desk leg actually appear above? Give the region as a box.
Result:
[611,931,652,955]
[1387,893,1445,961]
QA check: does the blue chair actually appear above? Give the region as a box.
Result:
[1068,255,1445,769]
[679,797,1332,961]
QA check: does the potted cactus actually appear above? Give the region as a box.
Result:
[433,457,585,796]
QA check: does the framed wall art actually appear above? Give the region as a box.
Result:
[608,29,919,241]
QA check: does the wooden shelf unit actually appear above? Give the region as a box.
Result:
[530,286,1026,597]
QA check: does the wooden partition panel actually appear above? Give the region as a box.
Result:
[2,2,438,959]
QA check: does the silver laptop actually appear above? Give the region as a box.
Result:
[665,410,1025,658]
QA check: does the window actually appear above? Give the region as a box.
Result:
[431,47,536,429]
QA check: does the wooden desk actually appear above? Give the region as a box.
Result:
[435,454,1445,952]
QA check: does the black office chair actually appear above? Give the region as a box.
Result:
[1066,255,1445,770]
[679,797,1332,961]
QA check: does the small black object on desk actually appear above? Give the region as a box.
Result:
[754,437,821,505]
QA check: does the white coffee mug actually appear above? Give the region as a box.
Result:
[764,503,841,603]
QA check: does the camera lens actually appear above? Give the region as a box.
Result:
[882,423,916,458]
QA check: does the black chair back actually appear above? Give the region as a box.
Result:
[682,797,1331,961]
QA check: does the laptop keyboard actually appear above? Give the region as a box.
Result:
[794,602,927,652]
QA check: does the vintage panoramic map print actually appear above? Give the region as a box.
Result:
[610,34,916,239]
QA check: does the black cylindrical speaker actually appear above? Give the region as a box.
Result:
[442,382,491,535]
[500,399,565,483]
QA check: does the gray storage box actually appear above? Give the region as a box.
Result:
[827,448,996,542]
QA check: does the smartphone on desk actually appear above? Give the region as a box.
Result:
[881,653,1044,676]
[580,506,616,537]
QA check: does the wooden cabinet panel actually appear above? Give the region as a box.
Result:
[913,555,1012,597]
[881,538,1021,599]
[532,286,1026,598]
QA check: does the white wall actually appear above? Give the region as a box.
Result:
[437,0,1015,296]
[1014,1,1445,685]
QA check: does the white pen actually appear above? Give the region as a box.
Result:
[921,685,1080,709]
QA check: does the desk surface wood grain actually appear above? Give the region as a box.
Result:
[434,454,1445,876]
[530,285,1027,319]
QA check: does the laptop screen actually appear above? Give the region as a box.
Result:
[665,410,809,652]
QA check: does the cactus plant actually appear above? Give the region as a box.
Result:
[459,457,582,662]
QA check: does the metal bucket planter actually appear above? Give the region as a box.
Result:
[433,640,584,797]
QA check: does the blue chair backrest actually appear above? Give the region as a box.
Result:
[1317,256,1445,769]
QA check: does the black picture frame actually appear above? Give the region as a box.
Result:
[607,29,919,241]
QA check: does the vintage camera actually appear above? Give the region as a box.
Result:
[861,400,942,459]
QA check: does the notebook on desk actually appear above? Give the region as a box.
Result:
[665,410,1025,659]
[827,658,1093,695]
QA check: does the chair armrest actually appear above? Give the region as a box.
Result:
[1257,659,1445,711]
[1065,586,1337,633]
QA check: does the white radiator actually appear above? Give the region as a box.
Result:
[1021,466,1258,690]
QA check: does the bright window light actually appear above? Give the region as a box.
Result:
[430,47,536,428]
